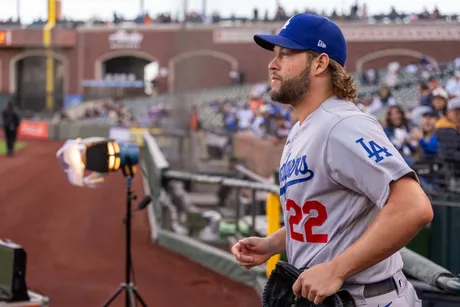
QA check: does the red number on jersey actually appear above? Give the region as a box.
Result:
[286,199,304,242]
[303,201,328,243]
[287,200,328,243]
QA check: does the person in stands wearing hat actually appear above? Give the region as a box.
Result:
[416,109,439,161]
[431,87,449,119]
[446,71,460,98]
[435,98,460,190]
[411,108,440,189]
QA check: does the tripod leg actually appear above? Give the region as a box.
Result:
[102,285,125,307]
[132,287,148,307]
[127,286,137,307]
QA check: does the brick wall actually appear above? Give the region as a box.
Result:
[232,132,284,178]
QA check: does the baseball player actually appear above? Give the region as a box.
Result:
[231,14,433,306]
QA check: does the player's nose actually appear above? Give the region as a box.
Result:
[268,57,280,72]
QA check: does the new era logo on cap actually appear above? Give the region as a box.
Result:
[253,14,347,66]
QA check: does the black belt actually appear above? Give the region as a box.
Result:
[301,267,397,299]
[363,277,397,298]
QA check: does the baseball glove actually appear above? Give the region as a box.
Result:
[262,261,356,307]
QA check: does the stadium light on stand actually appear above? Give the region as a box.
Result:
[56,137,140,188]
[56,137,149,307]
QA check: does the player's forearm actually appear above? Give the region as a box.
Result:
[330,180,433,280]
[266,227,286,255]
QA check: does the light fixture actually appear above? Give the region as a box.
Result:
[56,137,148,307]
[56,137,140,188]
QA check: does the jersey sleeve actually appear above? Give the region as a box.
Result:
[326,115,417,208]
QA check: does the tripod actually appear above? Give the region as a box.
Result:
[102,164,148,307]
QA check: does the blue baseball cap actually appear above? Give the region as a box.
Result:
[254,14,347,67]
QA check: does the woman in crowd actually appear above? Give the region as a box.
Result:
[383,105,417,165]
[431,88,449,117]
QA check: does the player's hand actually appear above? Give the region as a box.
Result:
[292,262,345,305]
[231,237,274,270]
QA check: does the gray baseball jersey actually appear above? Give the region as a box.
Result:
[279,97,416,284]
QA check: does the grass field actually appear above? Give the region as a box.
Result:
[0,140,27,155]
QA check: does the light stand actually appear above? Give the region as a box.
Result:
[102,162,148,307]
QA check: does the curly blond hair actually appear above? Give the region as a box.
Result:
[308,51,357,103]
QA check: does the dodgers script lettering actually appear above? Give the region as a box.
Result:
[279,154,314,196]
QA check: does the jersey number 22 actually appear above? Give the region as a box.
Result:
[287,200,328,243]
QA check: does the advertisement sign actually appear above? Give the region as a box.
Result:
[108,29,143,49]
[129,128,150,146]
[129,128,164,146]
[109,126,131,143]
[18,120,49,140]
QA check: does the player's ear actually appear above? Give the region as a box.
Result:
[312,53,330,76]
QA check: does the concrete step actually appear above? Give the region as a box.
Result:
[188,192,219,207]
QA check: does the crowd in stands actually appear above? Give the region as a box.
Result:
[355,60,460,193]
[196,57,460,193]
[57,98,169,128]
[209,84,293,144]
[1,4,458,28]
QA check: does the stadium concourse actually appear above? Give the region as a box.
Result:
[0,140,260,306]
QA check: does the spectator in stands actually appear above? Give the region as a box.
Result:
[428,76,441,91]
[446,71,460,98]
[435,98,460,190]
[222,105,238,133]
[189,104,209,161]
[280,104,293,124]
[249,93,264,112]
[431,88,449,118]
[384,62,400,87]
[418,82,432,106]
[251,105,268,139]
[366,84,397,115]
[383,105,417,164]
[274,116,290,143]
[361,68,378,86]
[414,109,439,161]
[138,111,150,128]
[411,108,440,189]
[236,103,254,131]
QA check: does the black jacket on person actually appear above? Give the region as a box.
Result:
[2,106,20,132]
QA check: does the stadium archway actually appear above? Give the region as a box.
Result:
[356,49,437,72]
[9,51,68,113]
[93,51,157,99]
[168,50,239,93]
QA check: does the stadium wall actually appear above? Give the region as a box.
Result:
[140,131,267,288]
[1,22,460,96]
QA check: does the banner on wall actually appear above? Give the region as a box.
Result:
[18,120,49,140]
